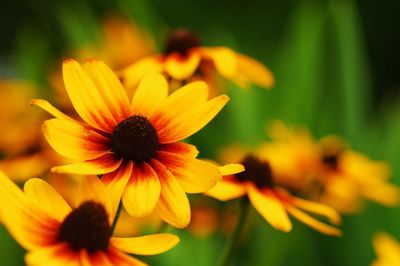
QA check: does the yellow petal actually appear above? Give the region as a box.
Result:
[25,244,81,266]
[102,161,133,219]
[76,176,113,224]
[157,151,219,193]
[111,234,179,255]
[43,118,109,160]
[0,172,58,250]
[205,179,246,201]
[291,196,341,225]
[165,52,201,80]
[131,73,168,117]
[219,164,245,176]
[62,59,126,133]
[82,59,131,121]
[373,232,400,258]
[234,53,274,88]
[24,178,71,222]
[159,142,199,158]
[247,186,292,232]
[52,154,122,175]
[107,247,148,266]
[156,94,229,143]
[80,249,113,266]
[152,160,190,228]
[123,162,161,217]
[285,205,341,236]
[120,56,164,92]
[201,47,237,78]
[30,99,77,122]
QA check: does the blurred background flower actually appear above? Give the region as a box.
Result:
[1,0,400,265]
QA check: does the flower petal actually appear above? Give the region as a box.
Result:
[131,73,168,117]
[107,248,148,266]
[102,161,133,219]
[291,196,341,225]
[51,154,122,175]
[157,151,219,193]
[205,179,246,201]
[0,172,59,250]
[76,176,113,224]
[81,249,113,266]
[43,118,109,160]
[156,94,229,143]
[24,178,71,222]
[219,164,245,176]
[25,244,81,266]
[234,53,274,88]
[152,160,190,228]
[123,162,161,217]
[285,205,341,236]
[247,186,292,232]
[165,52,201,80]
[159,142,199,158]
[111,234,179,255]
[82,59,131,121]
[62,59,125,132]
[120,56,164,92]
[201,47,237,78]
[30,99,77,122]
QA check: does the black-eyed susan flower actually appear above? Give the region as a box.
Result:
[372,232,400,266]
[120,29,274,95]
[0,171,179,265]
[206,149,341,236]
[32,58,229,228]
[316,136,400,213]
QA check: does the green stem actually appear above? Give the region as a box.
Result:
[111,201,123,234]
[219,197,251,266]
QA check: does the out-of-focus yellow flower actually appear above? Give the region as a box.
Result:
[317,137,400,213]
[0,171,179,266]
[0,81,62,181]
[206,147,341,236]
[120,29,274,96]
[259,121,321,192]
[33,59,229,228]
[372,232,400,266]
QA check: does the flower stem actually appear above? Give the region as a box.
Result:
[111,201,122,233]
[219,197,251,266]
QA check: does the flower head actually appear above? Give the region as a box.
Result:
[206,148,341,236]
[32,58,229,228]
[0,171,179,265]
[120,29,274,95]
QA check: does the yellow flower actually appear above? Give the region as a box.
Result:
[317,137,400,213]
[372,232,400,266]
[0,171,179,266]
[206,149,341,236]
[0,80,61,181]
[120,29,274,95]
[32,58,229,228]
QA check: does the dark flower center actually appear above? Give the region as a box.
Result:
[322,153,339,169]
[164,29,200,56]
[57,201,111,253]
[235,155,274,189]
[110,115,159,163]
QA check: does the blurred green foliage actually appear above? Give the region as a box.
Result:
[1,0,400,265]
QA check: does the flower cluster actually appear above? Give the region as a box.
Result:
[0,17,398,266]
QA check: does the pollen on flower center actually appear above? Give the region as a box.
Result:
[110,115,159,163]
[235,155,274,189]
[57,201,111,252]
[164,29,200,56]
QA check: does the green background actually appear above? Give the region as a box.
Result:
[1,0,400,265]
